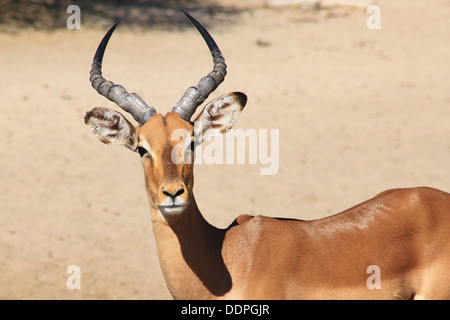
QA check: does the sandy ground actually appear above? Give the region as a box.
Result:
[0,0,449,299]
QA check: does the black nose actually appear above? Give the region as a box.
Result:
[162,188,185,199]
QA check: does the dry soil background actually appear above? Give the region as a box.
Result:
[0,0,449,299]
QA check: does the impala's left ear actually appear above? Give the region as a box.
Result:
[84,107,138,151]
[194,92,247,143]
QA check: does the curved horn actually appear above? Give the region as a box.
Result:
[90,19,156,126]
[172,10,227,122]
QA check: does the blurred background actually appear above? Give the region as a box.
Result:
[0,0,244,31]
[0,0,449,299]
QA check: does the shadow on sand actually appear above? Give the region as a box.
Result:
[0,0,245,32]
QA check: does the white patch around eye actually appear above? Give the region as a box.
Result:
[140,139,152,154]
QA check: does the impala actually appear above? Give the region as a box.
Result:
[84,11,450,299]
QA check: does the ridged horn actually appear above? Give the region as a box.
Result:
[90,19,156,126]
[172,10,227,121]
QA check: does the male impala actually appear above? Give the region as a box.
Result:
[84,11,450,299]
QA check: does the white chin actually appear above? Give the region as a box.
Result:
[158,205,186,217]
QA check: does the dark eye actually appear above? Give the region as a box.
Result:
[137,146,148,157]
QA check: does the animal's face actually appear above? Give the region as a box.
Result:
[137,112,194,218]
[85,93,247,222]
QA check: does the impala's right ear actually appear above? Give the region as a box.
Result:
[84,107,138,151]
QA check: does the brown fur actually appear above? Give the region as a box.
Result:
[137,113,450,300]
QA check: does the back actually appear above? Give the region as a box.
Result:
[222,187,450,299]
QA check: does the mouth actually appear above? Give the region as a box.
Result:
[158,204,187,216]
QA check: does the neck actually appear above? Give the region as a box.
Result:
[150,198,232,299]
